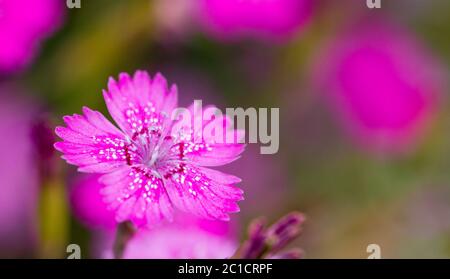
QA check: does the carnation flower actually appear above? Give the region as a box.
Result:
[55,70,245,227]
[198,0,314,42]
[0,0,64,73]
[312,20,444,153]
[119,213,237,259]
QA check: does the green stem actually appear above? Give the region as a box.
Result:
[113,221,136,259]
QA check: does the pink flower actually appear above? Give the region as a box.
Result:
[55,71,245,228]
[313,21,444,153]
[152,0,199,43]
[0,0,64,73]
[198,0,313,42]
[120,213,237,259]
[70,174,117,230]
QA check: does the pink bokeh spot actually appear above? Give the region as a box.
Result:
[199,0,314,42]
[0,87,38,257]
[313,21,444,153]
[70,174,117,230]
[0,0,64,73]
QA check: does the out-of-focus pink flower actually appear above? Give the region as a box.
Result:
[0,0,64,73]
[0,87,38,257]
[70,174,117,230]
[55,70,245,228]
[121,213,237,259]
[313,21,444,153]
[198,0,313,42]
[152,0,199,43]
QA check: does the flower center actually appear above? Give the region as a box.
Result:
[148,147,159,167]
[134,130,174,171]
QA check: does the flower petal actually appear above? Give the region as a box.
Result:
[103,71,178,137]
[54,109,139,173]
[163,164,243,221]
[171,103,246,167]
[99,166,174,227]
[184,143,246,166]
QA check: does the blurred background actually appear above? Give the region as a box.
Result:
[1,0,449,258]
